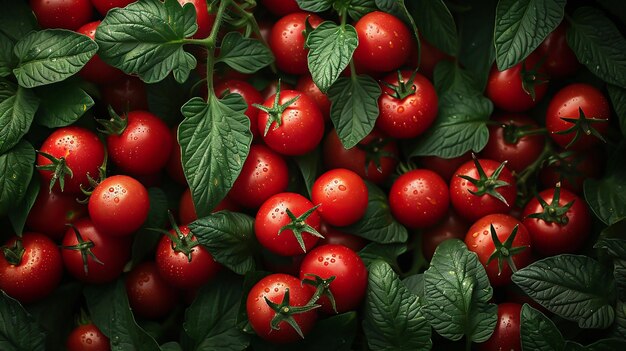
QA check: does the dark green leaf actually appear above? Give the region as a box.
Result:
[160,342,183,351]
[584,144,626,226]
[594,237,626,300]
[585,339,626,351]
[363,260,432,351]
[184,276,249,351]
[359,243,407,270]
[295,0,333,13]
[457,0,496,91]
[34,80,93,128]
[342,182,408,243]
[512,254,616,329]
[607,84,626,137]
[8,175,39,236]
[216,32,273,74]
[0,291,46,351]
[520,304,565,351]
[0,82,38,155]
[0,140,35,216]
[306,22,358,93]
[423,239,497,343]
[615,300,626,339]
[84,280,161,351]
[179,94,252,217]
[402,274,425,301]
[189,211,257,275]
[0,0,38,42]
[95,0,197,83]
[408,0,458,56]
[567,7,626,89]
[0,32,15,77]
[328,75,380,149]
[494,0,566,71]
[597,0,626,25]
[346,0,377,21]
[293,148,322,198]
[433,61,481,96]
[13,29,97,88]
[374,0,417,37]
[131,187,169,266]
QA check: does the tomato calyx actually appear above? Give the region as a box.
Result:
[278,204,323,253]
[302,273,338,313]
[264,287,320,338]
[381,69,418,100]
[458,154,512,206]
[356,136,396,175]
[486,223,527,274]
[62,224,104,275]
[253,81,301,137]
[526,183,573,225]
[501,123,547,144]
[520,57,549,101]
[96,106,128,136]
[36,151,74,193]
[151,212,199,262]
[1,239,25,266]
[553,107,608,149]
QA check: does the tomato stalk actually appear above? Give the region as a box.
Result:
[1,240,25,266]
[149,212,200,262]
[486,224,527,274]
[515,142,554,205]
[554,107,609,149]
[302,273,337,313]
[62,224,104,275]
[526,182,574,225]
[254,81,301,136]
[35,151,74,193]
[278,204,324,254]
[458,154,512,206]
[264,287,320,338]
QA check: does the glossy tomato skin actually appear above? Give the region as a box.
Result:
[389,169,449,229]
[545,83,611,150]
[295,74,331,121]
[178,0,215,39]
[215,80,263,139]
[377,70,438,139]
[155,225,221,290]
[62,218,131,283]
[31,0,93,30]
[537,23,580,79]
[88,175,150,236]
[257,90,324,156]
[421,209,469,261]
[66,323,110,351]
[90,0,134,15]
[26,185,87,241]
[125,261,178,319]
[481,114,545,173]
[0,233,63,304]
[479,303,522,351]
[100,76,149,113]
[261,0,300,16]
[522,187,591,256]
[465,214,532,287]
[261,80,294,101]
[77,21,125,84]
[420,153,472,182]
[450,159,517,222]
[230,144,289,209]
[352,11,412,73]
[300,244,368,313]
[37,126,105,194]
[311,169,368,227]
[255,193,321,256]
[107,111,173,176]
[269,12,323,74]
[319,222,368,252]
[246,273,317,343]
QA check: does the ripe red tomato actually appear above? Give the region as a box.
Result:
[269,12,323,74]
[26,185,87,241]
[261,80,293,101]
[480,114,545,173]
[311,168,368,227]
[421,209,469,261]
[377,70,438,139]
[77,21,125,84]
[295,74,331,121]
[537,23,581,79]
[420,153,472,182]
[486,51,548,112]
[107,110,173,176]
[37,126,105,194]
[125,261,178,319]
[66,323,110,351]
[246,273,318,343]
[545,83,611,150]
[178,0,215,39]
[255,192,322,256]
[90,0,134,15]
[319,222,367,252]
[522,187,591,256]
[389,169,449,229]
[450,158,517,222]
[88,175,150,237]
[100,76,149,113]
[261,0,300,17]
[30,0,93,30]
[479,303,522,351]
[178,187,239,225]
[61,218,131,283]
[465,214,532,287]
[257,89,324,156]
[215,79,263,139]
[0,233,63,304]
[352,11,412,73]
[299,244,368,313]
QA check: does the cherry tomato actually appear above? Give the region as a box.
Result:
[261,80,293,101]
[100,76,149,113]
[178,0,215,39]
[30,0,93,30]
[77,21,125,84]
[0,233,63,304]
[261,0,300,17]
[537,23,581,79]
[389,169,449,229]
[479,303,522,351]
[66,323,110,351]
[178,187,239,225]
[90,0,134,16]
[311,168,368,227]
[421,209,469,261]
[269,12,323,74]
[125,261,178,319]
[88,175,150,236]
[420,153,472,182]
[246,273,317,343]
[215,80,263,139]
[26,184,87,241]
[295,74,331,121]
[319,222,368,252]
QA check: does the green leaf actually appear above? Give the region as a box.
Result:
[189,211,257,275]
[363,260,432,351]
[0,291,46,351]
[433,61,481,95]
[0,140,35,217]
[179,94,252,217]
[216,32,274,74]
[584,144,626,226]
[457,0,496,91]
[494,0,566,71]
[0,32,15,77]
[407,0,458,56]
[328,75,380,148]
[374,0,418,38]
[0,82,39,154]
[7,175,39,236]
[607,84,626,137]
[597,0,626,25]
[594,237,626,300]
[293,148,322,198]
[0,0,38,42]
[422,239,497,343]
[402,274,425,301]
[512,254,616,329]
[520,304,565,351]
[567,7,626,89]
[184,276,249,351]
[299,312,358,350]
[84,280,161,351]
[615,300,626,339]
[585,339,626,351]
[131,187,169,266]
[95,0,197,83]
[342,182,408,243]
[346,0,377,21]
[295,0,333,12]
[306,22,358,93]
[34,79,93,128]
[13,29,97,88]
[359,243,407,270]
[160,342,183,351]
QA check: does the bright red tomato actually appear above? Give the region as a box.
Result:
[311,168,368,227]
[479,303,522,351]
[269,12,323,74]
[30,0,93,30]
[295,74,331,121]
[420,153,472,182]
[66,323,110,351]
[389,169,449,229]
[26,184,87,241]
[319,222,368,252]
[77,21,125,84]
[215,79,263,139]
[100,75,149,113]
[261,0,300,16]
[0,233,63,304]
[178,0,215,39]
[537,23,581,79]
[125,261,178,319]
[246,273,318,343]
[90,0,134,15]
[421,209,469,261]
[261,80,294,101]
